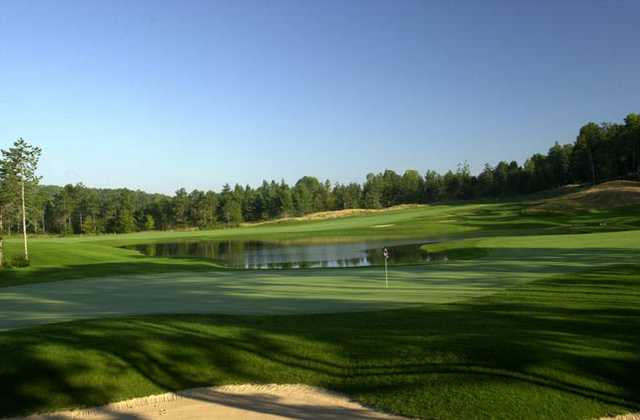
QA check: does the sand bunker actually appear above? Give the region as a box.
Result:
[600,414,640,420]
[9,384,406,420]
[7,383,638,419]
[242,204,424,226]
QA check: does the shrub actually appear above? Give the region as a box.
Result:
[5,255,30,268]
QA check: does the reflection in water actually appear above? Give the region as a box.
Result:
[129,238,438,269]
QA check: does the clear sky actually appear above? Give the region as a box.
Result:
[1,0,639,194]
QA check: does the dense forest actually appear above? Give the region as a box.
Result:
[1,113,639,235]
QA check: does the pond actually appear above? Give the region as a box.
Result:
[128,238,436,269]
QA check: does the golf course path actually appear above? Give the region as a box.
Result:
[8,384,406,420]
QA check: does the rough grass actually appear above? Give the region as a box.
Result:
[530,180,640,213]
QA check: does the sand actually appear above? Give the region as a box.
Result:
[8,384,407,420]
[241,204,425,226]
[601,414,640,420]
[6,383,638,419]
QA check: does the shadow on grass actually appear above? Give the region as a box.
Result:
[1,247,640,333]
[0,256,223,288]
[410,199,640,240]
[0,264,639,419]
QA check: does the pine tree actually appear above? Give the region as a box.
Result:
[0,138,41,261]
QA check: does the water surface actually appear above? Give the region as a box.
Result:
[129,238,435,269]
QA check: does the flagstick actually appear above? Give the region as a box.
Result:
[383,247,389,288]
[385,257,388,288]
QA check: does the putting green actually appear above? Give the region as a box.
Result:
[0,204,639,420]
[2,231,638,331]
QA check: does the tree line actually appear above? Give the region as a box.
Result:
[1,113,638,237]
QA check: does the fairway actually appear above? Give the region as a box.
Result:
[3,3,640,418]
[1,228,639,332]
[1,202,639,419]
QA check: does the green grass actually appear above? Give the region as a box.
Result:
[0,263,638,419]
[2,229,639,332]
[1,200,639,287]
[0,198,639,418]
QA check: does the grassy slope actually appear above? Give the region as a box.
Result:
[0,190,639,418]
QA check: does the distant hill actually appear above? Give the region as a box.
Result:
[241,204,425,226]
[530,180,640,213]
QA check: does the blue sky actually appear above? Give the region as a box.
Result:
[1,0,638,194]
